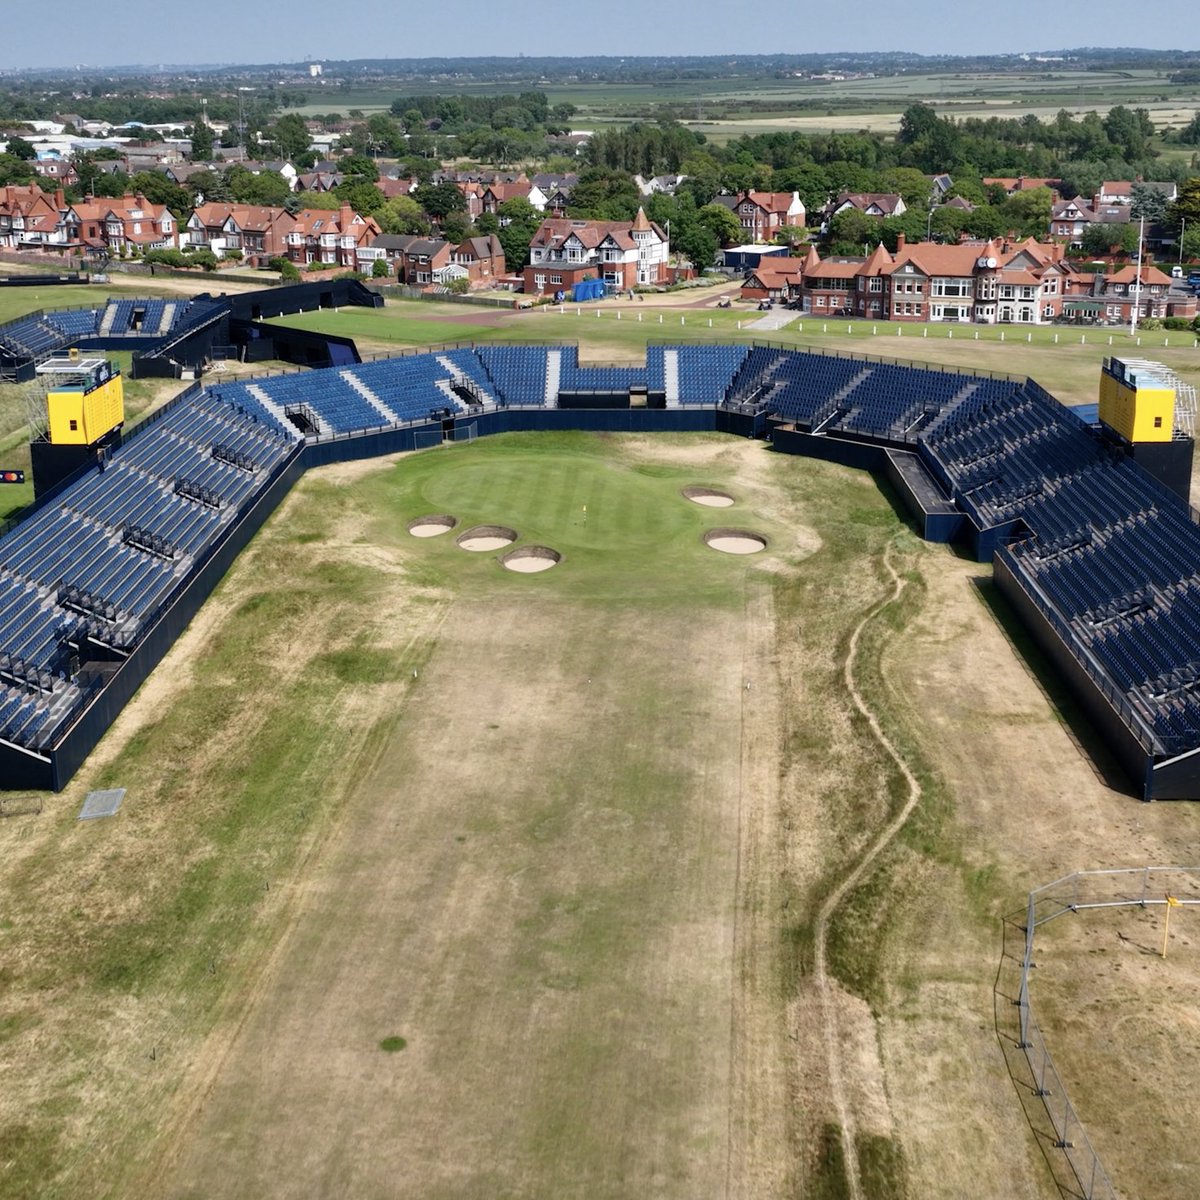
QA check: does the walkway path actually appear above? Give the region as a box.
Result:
[813,540,923,1200]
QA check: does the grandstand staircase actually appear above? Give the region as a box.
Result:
[97,305,118,336]
[435,355,495,406]
[663,350,680,407]
[922,380,983,440]
[245,383,300,433]
[339,371,400,425]
[433,378,470,413]
[544,350,561,407]
[158,301,178,334]
[810,367,874,433]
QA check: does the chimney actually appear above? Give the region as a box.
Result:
[54,188,65,211]
[896,232,906,250]
[340,202,353,231]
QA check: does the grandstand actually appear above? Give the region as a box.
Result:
[3,336,1200,799]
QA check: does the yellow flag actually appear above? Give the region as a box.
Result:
[1166,895,1182,908]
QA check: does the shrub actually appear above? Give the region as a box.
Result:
[268,256,300,281]
[185,248,219,271]
[144,248,188,268]
[446,276,470,294]
[221,248,243,261]
[371,258,390,278]
[1163,316,1194,331]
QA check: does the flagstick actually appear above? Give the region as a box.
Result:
[1162,902,1171,959]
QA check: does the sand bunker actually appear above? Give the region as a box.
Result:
[682,485,735,508]
[456,525,518,552]
[407,514,457,538]
[501,545,562,574]
[703,528,768,555]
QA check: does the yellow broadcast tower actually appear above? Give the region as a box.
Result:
[1098,357,1196,501]
[30,354,126,497]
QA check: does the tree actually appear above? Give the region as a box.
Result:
[1180,223,1200,262]
[696,202,741,247]
[963,205,1006,240]
[1130,182,1169,224]
[1000,187,1054,238]
[266,113,311,161]
[333,180,385,216]
[674,223,717,270]
[228,168,291,208]
[1168,178,1200,228]
[495,196,542,271]
[371,257,390,278]
[0,152,35,186]
[338,154,378,183]
[414,181,466,221]
[128,171,191,215]
[826,207,884,250]
[6,136,35,160]
[376,195,430,236]
[441,212,472,245]
[881,166,935,208]
[189,121,214,162]
[567,168,641,221]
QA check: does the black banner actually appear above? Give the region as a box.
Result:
[0,469,26,484]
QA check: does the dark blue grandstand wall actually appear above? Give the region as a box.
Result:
[234,320,361,370]
[993,554,1161,799]
[0,274,85,288]
[226,279,383,323]
[43,444,305,792]
[0,738,52,791]
[301,421,443,468]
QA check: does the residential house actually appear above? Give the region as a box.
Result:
[523,208,670,296]
[32,160,78,188]
[482,180,547,214]
[376,176,419,200]
[740,256,803,301]
[1049,198,1131,247]
[448,235,506,287]
[184,202,295,264]
[1063,264,1191,324]
[982,176,1062,199]
[532,172,577,197]
[714,190,806,242]
[61,194,178,255]
[0,184,66,248]
[635,174,687,197]
[829,192,907,219]
[797,246,861,316]
[798,235,1077,325]
[929,174,955,202]
[163,162,216,188]
[295,171,343,194]
[369,234,451,285]
[287,204,381,268]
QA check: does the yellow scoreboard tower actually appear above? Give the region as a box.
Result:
[30,355,126,497]
[1099,357,1195,500]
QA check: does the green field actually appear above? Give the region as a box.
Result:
[0,432,913,1199]
[4,410,1200,1198]
[292,68,1200,137]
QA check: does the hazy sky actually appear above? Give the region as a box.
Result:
[0,0,1194,69]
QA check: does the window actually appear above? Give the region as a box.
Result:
[870,277,882,292]
[69,419,78,431]
[815,295,825,307]
[534,273,546,288]
[550,274,562,285]
[1154,416,1163,428]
